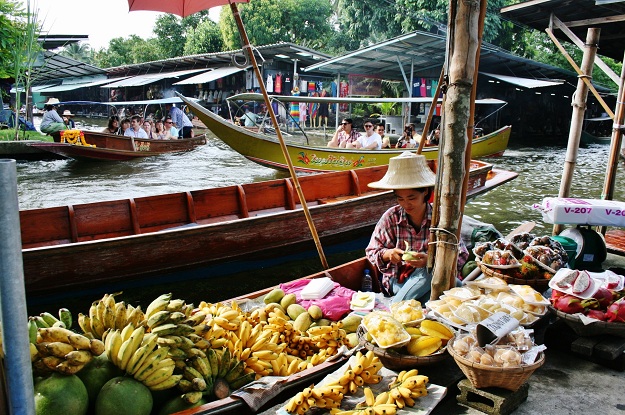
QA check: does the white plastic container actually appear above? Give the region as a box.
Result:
[300,277,334,300]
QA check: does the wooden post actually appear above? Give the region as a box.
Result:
[553,28,600,235]
[430,0,480,300]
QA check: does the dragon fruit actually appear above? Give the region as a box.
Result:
[585,309,608,321]
[591,287,614,310]
[553,294,586,314]
[606,298,625,323]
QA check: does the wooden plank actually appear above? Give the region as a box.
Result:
[505,221,536,240]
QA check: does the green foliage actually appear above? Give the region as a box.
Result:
[93,36,165,68]
[184,19,224,55]
[219,0,332,50]
[58,42,93,64]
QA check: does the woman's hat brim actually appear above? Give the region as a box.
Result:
[368,151,436,190]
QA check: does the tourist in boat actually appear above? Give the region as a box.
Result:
[154,119,167,139]
[377,123,391,149]
[396,125,417,148]
[62,110,75,129]
[143,119,157,139]
[124,115,148,138]
[102,115,120,134]
[428,128,440,145]
[165,103,193,138]
[327,118,359,148]
[365,152,469,302]
[410,123,423,145]
[119,118,131,135]
[163,117,178,139]
[39,98,67,135]
[236,106,259,127]
[348,121,382,150]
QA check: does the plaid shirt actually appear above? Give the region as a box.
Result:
[365,204,469,295]
[338,129,360,146]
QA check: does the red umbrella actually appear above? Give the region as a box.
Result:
[127,0,329,269]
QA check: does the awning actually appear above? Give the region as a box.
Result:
[482,72,564,89]
[11,84,57,93]
[101,68,210,88]
[173,66,247,85]
[100,97,201,106]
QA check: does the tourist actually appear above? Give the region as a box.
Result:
[154,119,167,139]
[39,98,67,135]
[237,106,259,127]
[396,125,417,149]
[162,117,178,139]
[62,110,75,129]
[327,118,359,148]
[377,123,391,149]
[102,115,120,134]
[348,121,382,150]
[365,152,469,301]
[143,119,157,139]
[124,115,148,138]
[119,118,131,135]
[165,103,193,138]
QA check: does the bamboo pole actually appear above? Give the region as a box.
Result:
[229,1,328,269]
[416,70,445,156]
[553,28,600,235]
[430,0,480,300]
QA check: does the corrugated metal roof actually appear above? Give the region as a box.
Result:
[100,68,209,88]
[500,0,625,62]
[173,66,247,85]
[30,51,107,83]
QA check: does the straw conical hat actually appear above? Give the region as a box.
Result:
[45,98,60,105]
[368,151,436,189]
[62,110,74,116]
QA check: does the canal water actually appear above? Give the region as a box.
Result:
[15,124,625,315]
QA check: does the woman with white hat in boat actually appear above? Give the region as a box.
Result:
[365,152,469,303]
[39,98,67,134]
[62,110,75,129]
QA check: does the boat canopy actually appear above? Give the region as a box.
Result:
[227,93,506,105]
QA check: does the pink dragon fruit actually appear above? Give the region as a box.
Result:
[553,294,586,314]
[585,309,608,321]
[606,298,625,323]
[591,287,614,310]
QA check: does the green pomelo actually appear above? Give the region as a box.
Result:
[76,353,123,406]
[34,372,88,415]
[158,395,208,415]
[95,376,153,415]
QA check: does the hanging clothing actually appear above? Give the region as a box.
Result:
[300,80,308,93]
[290,91,300,123]
[299,102,307,125]
[266,74,274,93]
[246,71,253,90]
[274,73,283,94]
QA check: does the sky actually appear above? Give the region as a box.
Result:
[22,0,221,50]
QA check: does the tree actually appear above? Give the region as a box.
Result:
[59,42,92,64]
[93,36,165,68]
[218,0,333,50]
[0,0,22,80]
[153,11,210,58]
[184,18,223,55]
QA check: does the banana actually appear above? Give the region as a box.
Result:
[106,330,123,366]
[133,346,170,381]
[67,333,92,350]
[137,356,174,383]
[96,295,107,326]
[120,323,135,342]
[32,316,50,329]
[364,387,375,406]
[119,326,145,371]
[90,316,105,339]
[230,371,255,390]
[149,374,182,391]
[113,302,127,330]
[77,313,92,334]
[218,348,231,378]
[103,295,117,329]
[224,360,245,383]
[184,312,207,326]
[184,365,204,382]
[173,324,195,336]
[150,323,178,337]
[168,311,187,324]
[90,339,105,356]
[38,326,74,343]
[372,404,397,415]
[40,312,60,327]
[143,363,175,387]
[45,341,75,358]
[41,356,64,370]
[127,335,158,376]
[147,310,171,328]
[166,298,185,312]
[207,348,219,378]
[65,350,92,365]
[57,308,72,329]
[145,293,172,320]
[29,343,39,361]
[191,356,211,379]
[28,319,38,344]
[55,360,83,375]
[182,391,203,404]
[126,305,144,328]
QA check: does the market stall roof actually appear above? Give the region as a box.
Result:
[104,42,331,77]
[173,66,248,85]
[30,51,106,83]
[482,73,564,88]
[302,30,579,85]
[99,68,210,88]
[500,0,625,62]
[38,34,89,50]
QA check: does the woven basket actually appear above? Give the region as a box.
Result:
[357,325,449,370]
[447,337,545,391]
[478,262,550,290]
[548,306,625,338]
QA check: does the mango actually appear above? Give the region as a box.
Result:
[287,304,307,320]
[341,315,362,334]
[280,293,297,310]
[419,320,453,345]
[307,305,323,321]
[263,288,285,305]
[293,312,312,332]
[316,318,332,327]
[406,335,442,357]
[345,333,359,349]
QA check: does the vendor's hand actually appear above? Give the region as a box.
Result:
[384,248,405,264]
[406,252,428,269]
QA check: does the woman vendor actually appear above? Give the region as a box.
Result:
[365,152,469,303]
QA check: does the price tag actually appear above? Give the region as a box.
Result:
[476,312,519,347]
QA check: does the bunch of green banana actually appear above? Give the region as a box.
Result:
[29,308,73,330]
[77,293,144,339]
[178,347,255,404]
[103,322,181,391]
[31,325,104,375]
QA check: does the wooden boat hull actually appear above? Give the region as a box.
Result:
[20,162,517,295]
[180,95,511,172]
[32,130,207,160]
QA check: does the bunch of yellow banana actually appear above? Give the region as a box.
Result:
[31,326,104,375]
[30,308,73,330]
[200,300,244,333]
[307,322,348,358]
[284,384,344,415]
[323,350,383,396]
[333,387,398,415]
[103,322,181,390]
[385,369,429,409]
[78,293,145,339]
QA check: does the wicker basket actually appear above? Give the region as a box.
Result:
[447,337,545,391]
[548,306,625,338]
[357,325,449,370]
[478,262,550,290]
